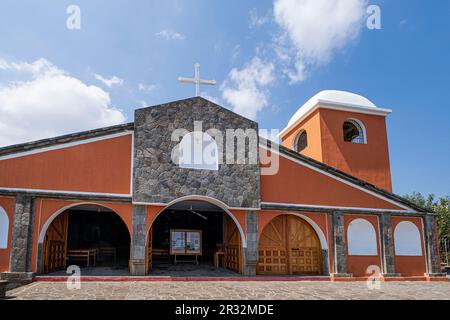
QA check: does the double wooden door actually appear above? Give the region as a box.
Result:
[258,215,322,275]
[42,213,69,274]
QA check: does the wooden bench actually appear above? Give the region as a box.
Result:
[98,247,117,264]
[67,249,96,267]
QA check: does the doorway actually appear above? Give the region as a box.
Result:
[258,215,322,275]
[41,204,131,275]
[148,200,243,276]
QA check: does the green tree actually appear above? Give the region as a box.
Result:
[404,192,450,240]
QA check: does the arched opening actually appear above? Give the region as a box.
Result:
[294,130,308,153]
[347,218,378,256]
[394,221,422,256]
[258,215,323,275]
[40,204,130,275]
[343,119,366,144]
[0,206,8,249]
[147,199,243,276]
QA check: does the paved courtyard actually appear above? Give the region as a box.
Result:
[4,281,450,300]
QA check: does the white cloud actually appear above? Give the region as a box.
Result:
[249,8,272,28]
[94,73,124,87]
[0,58,126,147]
[138,82,158,93]
[221,57,274,120]
[156,29,186,41]
[273,0,367,81]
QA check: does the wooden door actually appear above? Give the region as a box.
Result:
[224,214,242,273]
[258,215,288,274]
[42,213,69,274]
[146,227,152,273]
[258,215,322,275]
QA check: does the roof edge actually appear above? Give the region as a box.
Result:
[0,122,135,158]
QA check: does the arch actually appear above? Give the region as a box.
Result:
[179,131,219,171]
[343,118,367,144]
[0,206,8,249]
[347,218,377,256]
[394,221,423,256]
[147,195,247,248]
[38,202,131,244]
[293,130,308,153]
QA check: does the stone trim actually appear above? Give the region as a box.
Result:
[379,214,397,275]
[130,205,147,276]
[331,211,350,275]
[244,210,258,276]
[9,195,35,273]
[424,215,442,275]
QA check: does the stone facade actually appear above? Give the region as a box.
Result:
[130,205,147,276]
[379,214,399,276]
[133,97,261,208]
[9,195,34,273]
[244,211,258,276]
[331,211,351,276]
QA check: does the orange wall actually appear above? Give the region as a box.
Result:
[281,110,323,160]
[345,215,382,277]
[0,196,15,272]
[30,198,133,273]
[280,109,392,192]
[260,150,403,211]
[319,110,392,191]
[392,216,427,277]
[0,134,132,195]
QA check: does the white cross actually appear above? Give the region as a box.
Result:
[177,63,216,97]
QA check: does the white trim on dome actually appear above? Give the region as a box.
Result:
[279,91,392,138]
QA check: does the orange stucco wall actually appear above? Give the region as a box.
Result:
[30,198,133,273]
[345,215,382,277]
[0,196,15,272]
[280,108,393,192]
[0,134,132,195]
[281,110,323,160]
[260,149,403,211]
[319,109,392,191]
[392,217,427,277]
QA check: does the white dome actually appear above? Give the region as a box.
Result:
[287,90,377,127]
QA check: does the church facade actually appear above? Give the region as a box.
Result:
[0,91,444,285]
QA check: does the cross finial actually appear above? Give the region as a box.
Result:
[178,63,216,97]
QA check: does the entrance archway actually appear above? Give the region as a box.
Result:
[258,215,322,275]
[39,204,131,275]
[147,199,244,275]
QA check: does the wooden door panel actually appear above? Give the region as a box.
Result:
[224,215,242,274]
[42,213,68,274]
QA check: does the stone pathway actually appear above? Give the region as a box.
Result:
[4,281,450,300]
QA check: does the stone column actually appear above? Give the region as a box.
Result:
[424,215,444,276]
[243,210,258,276]
[9,195,35,273]
[1,195,35,289]
[378,214,400,277]
[331,211,351,277]
[130,205,147,276]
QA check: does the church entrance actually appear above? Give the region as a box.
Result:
[147,200,243,276]
[41,204,131,275]
[258,215,322,275]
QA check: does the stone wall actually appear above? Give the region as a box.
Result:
[133,97,261,209]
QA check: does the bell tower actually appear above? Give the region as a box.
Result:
[279,90,393,191]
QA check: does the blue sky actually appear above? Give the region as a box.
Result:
[0,0,449,197]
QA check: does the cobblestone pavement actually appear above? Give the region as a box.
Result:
[4,281,450,300]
